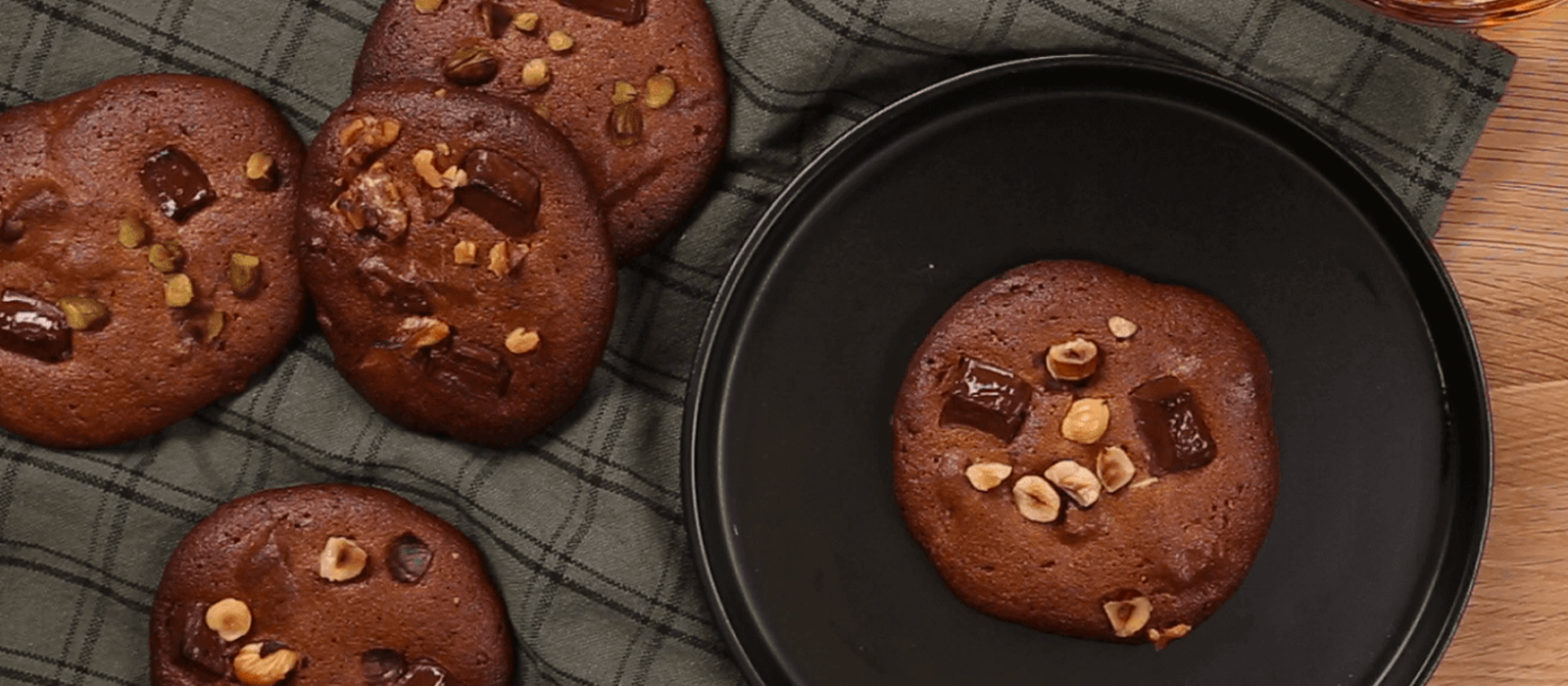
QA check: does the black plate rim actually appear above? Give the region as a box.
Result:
[681,53,1494,686]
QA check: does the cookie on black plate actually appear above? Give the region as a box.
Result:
[0,74,304,448]
[892,260,1278,646]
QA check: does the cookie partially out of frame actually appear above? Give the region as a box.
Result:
[149,483,513,686]
[354,0,729,259]
[892,260,1278,646]
[297,81,616,447]
[0,74,304,448]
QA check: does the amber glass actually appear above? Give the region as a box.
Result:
[1357,0,1564,27]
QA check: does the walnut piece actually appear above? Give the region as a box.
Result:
[1103,596,1152,638]
[318,536,368,582]
[399,316,450,351]
[413,149,445,189]
[1011,475,1060,523]
[204,598,252,642]
[1043,460,1101,508]
[612,81,638,105]
[1096,446,1135,492]
[453,240,478,266]
[233,642,301,686]
[964,462,1011,491]
[1060,397,1110,444]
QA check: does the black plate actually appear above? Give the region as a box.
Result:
[683,55,1491,685]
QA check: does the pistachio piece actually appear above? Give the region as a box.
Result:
[204,598,252,642]
[117,216,149,248]
[148,240,187,273]
[964,462,1012,492]
[444,45,499,86]
[645,73,676,109]
[229,253,262,297]
[611,80,638,105]
[245,152,278,191]
[505,327,540,354]
[164,274,195,308]
[57,297,108,331]
[513,11,540,31]
[414,0,444,13]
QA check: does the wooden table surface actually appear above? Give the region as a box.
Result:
[1427,9,1568,685]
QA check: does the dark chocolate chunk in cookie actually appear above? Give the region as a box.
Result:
[1130,375,1217,475]
[939,356,1032,442]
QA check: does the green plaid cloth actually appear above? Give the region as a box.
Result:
[0,0,1512,684]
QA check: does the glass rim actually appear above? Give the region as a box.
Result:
[1356,0,1565,27]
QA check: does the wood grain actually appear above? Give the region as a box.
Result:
[1427,9,1568,685]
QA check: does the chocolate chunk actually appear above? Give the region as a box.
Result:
[259,640,291,657]
[0,212,19,242]
[558,0,645,23]
[179,603,230,677]
[939,356,1032,442]
[444,45,499,86]
[1130,376,1217,475]
[0,290,72,363]
[398,660,452,686]
[363,649,408,685]
[429,340,512,397]
[477,2,516,38]
[357,257,436,315]
[1,188,68,243]
[141,147,216,222]
[455,149,540,237]
[389,533,433,583]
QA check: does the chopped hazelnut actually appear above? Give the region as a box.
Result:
[204,598,252,642]
[245,152,278,191]
[1104,596,1152,638]
[318,536,368,582]
[611,81,638,105]
[414,0,444,13]
[1108,315,1139,339]
[505,327,541,354]
[1148,623,1192,649]
[547,30,574,52]
[453,240,478,265]
[1096,446,1135,492]
[148,240,187,273]
[964,462,1011,491]
[1044,460,1101,508]
[229,253,262,297]
[1130,477,1159,490]
[400,316,450,350]
[441,165,469,188]
[1060,397,1110,444]
[521,58,551,90]
[1045,337,1100,382]
[164,274,195,308]
[1011,475,1060,523]
[117,216,149,248]
[513,11,539,31]
[413,149,445,188]
[57,297,108,331]
[645,74,676,109]
[232,642,301,686]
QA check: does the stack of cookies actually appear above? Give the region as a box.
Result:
[0,0,730,449]
[299,0,730,446]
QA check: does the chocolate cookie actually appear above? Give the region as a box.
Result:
[0,74,304,448]
[892,260,1278,646]
[354,0,729,259]
[149,483,513,686]
[297,81,616,447]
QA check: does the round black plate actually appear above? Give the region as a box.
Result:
[683,55,1491,686]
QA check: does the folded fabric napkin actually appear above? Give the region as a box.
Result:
[0,0,1513,683]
